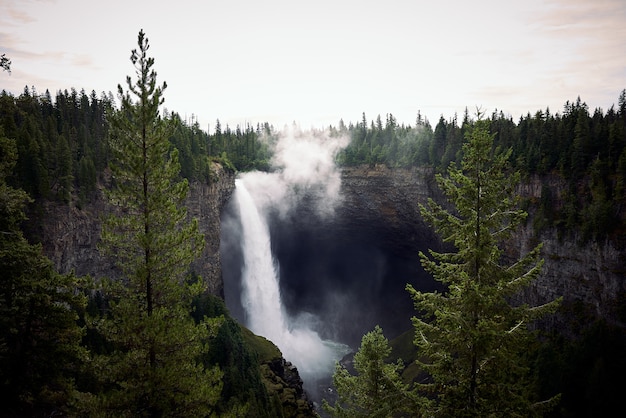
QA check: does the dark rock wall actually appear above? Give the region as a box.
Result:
[515,174,626,326]
[37,161,626,340]
[223,165,626,349]
[222,165,447,347]
[37,162,235,296]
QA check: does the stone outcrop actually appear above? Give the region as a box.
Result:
[336,164,441,253]
[187,163,236,296]
[260,358,316,418]
[35,162,235,296]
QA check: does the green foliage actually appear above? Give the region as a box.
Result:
[534,300,626,417]
[0,130,87,416]
[193,293,280,418]
[336,112,434,168]
[0,87,113,204]
[334,92,626,240]
[406,117,561,417]
[239,326,282,364]
[207,120,274,172]
[323,325,420,417]
[78,30,223,417]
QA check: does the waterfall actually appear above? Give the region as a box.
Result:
[235,178,288,341]
[234,177,349,391]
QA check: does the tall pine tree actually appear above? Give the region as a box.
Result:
[406,115,560,417]
[82,30,222,417]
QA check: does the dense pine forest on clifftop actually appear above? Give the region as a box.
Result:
[1,80,626,417]
[2,88,626,242]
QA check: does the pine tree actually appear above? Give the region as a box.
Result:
[0,130,86,416]
[323,326,419,417]
[82,30,222,417]
[0,53,10,73]
[406,116,560,417]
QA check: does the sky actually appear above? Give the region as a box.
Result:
[1,0,625,131]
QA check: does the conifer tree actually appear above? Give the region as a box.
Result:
[406,115,560,417]
[0,53,10,73]
[84,30,222,417]
[0,130,86,416]
[323,326,419,417]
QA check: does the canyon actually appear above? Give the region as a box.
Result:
[37,163,626,338]
[34,162,626,407]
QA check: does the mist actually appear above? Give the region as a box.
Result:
[240,127,348,218]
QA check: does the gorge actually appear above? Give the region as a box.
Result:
[36,158,626,411]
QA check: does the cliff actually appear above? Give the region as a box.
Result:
[336,166,626,328]
[39,161,626,334]
[34,161,236,297]
[515,175,626,326]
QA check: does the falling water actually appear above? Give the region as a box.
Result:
[234,178,350,394]
[235,178,288,340]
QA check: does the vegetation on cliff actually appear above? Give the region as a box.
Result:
[336,94,626,242]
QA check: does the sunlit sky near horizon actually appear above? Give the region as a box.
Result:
[1,0,625,131]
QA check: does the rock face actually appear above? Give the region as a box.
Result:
[261,358,316,418]
[224,164,626,350]
[337,167,626,327]
[336,165,442,253]
[514,175,626,325]
[36,162,235,296]
[38,161,626,329]
[187,163,236,296]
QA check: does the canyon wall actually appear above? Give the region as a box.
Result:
[337,167,626,327]
[37,162,235,297]
[515,175,626,325]
[246,165,626,347]
[37,163,626,337]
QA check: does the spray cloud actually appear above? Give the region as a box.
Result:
[241,127,348,218]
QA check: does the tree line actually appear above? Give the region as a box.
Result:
[3,78,625,245]
[0,88,276,209]
[335,93,626,242]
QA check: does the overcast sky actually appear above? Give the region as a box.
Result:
[1,0,625,130]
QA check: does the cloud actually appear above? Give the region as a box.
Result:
[71,53,98,69]
[535,0,626,80]
[0,2,37,26]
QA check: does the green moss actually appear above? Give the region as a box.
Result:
[240,325,282,363]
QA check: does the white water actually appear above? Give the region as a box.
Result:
[234,178,350,387]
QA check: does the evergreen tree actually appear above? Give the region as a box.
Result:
[0,130,86,416]
[81,30,222,417]
[406,116,560,417]
[0,53,10,73]
[323,326,419,417]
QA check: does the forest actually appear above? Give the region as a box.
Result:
[1,47,626,415]
[2,87,625,242]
